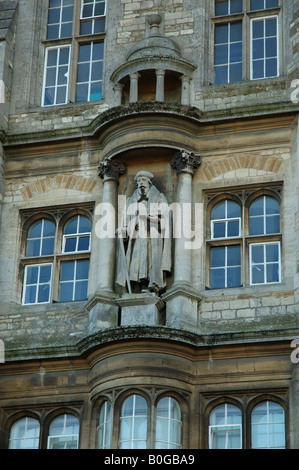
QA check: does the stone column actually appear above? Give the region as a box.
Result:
[156,69,165,102]
[129,72,140,103]
[87,158,125,333]
[97,159,125,291]
[113,83,124,107]
[170,150,201,286]
[162,150,202,330]
[181,75,191,106]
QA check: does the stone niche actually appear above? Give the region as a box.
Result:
[111,14,196,107]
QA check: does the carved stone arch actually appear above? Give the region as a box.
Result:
[21,175,97,201]
[201,154,284,181]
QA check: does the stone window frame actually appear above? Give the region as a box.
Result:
[212,0,281,84]
[41,0,106,107]
[205,182,283,290]
[204,393,287,449]
[19,203,94,305]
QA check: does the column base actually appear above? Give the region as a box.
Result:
[117,292,165,326]
[162,284,202,330]
[86,291,119,333]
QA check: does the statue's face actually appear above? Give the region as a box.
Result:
[137,176,151,195]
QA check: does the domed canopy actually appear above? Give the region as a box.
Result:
[126,15,181,61]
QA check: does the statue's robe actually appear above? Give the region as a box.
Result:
[116,185,172,290]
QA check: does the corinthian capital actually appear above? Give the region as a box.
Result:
[98,158,126,182]
[170,149,201,176]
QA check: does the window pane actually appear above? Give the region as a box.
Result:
[38,284,50,303]
[76,83,89,102]
[61,261,75,281]
[27,239,41,257]
[266,0,278,8]
[253,39,264,59]
[227,266,241,287]
[227,245,240,266]
[64,237,77,252]
[94,18,106,33]
[78,236,90,251]
[266,18,277,37]
[215,65,228,84]
[77,63,90,83]
[76,260,89,280]
[211,201,226,220]
[227,219,240,237]
[79,43,91,62]
[266,58,277,77]
[213,222,226,238]
[230,0,242,14]
[39,265,52,283]
[25,285,37,304]
[266,263,279,283]
[211,247,225,267]
[250,0,263,10]
[211,268,226,288]
[60,281,74,301]
[230,22,242,42]
[215,1,228,16]
[252,19,264,38]
[80,20,93,35]
[60,22,73,38]
[26,266,39,285]
[64,216,78,235]
[215,24,228,44]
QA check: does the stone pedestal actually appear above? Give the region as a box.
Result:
[87,292,119,333]
[162,285,202,330]
[117,293,165,326]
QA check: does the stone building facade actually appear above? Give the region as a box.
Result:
[0,0,299,449]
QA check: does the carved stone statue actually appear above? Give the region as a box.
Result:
[116,170,172,294]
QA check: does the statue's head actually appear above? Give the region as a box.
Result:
[135,170,153,196]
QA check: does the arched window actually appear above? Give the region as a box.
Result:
[249,195,280,235]
[209,199,242,289]
[59,215,91,301]
[47,414,80,449]
[155,397,182,449]
[9,417,40,449]
[98,401,112,449]
[62,215,91,253]
[23,218,55,305]
[249,196,281,285]
[251,401,285,449]
[211,200,241,239]
[119,394,148,449]
[209,404,242,449]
